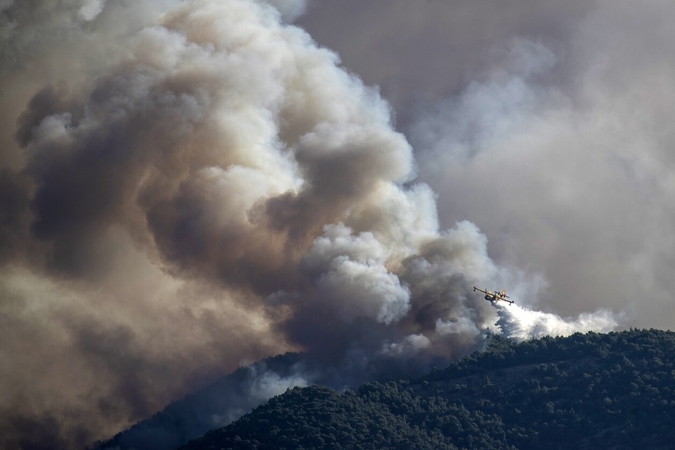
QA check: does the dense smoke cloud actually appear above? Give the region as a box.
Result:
[0,0,639,449]
[299,0,675,328]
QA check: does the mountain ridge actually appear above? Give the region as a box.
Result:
[179,329,675,450]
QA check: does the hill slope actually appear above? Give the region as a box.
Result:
[93,353,307,450]
[180,329,675,450]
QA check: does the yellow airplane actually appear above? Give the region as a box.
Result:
[473,286,514,305]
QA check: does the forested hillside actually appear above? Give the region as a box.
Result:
[93,353,306,450]
[180,329,675,450]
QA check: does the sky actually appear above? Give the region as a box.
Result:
[1,0,674,449]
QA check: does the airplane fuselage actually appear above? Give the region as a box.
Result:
[473,286,514,305]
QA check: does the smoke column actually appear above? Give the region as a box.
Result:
[0,1,620,449]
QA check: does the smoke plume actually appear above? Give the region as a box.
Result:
[0,1,630,449]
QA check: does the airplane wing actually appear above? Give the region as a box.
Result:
[474,286,513,304]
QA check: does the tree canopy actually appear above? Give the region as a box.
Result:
[180,329,675,450]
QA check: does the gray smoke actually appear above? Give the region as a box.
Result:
[299,0,675,329]
[0,1,638,449]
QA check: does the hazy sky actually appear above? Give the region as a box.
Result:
[1,1,673,449]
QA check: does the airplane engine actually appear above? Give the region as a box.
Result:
[485,295,493,300]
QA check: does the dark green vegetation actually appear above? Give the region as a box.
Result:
[180,329,675,450]
[93,353,307,450]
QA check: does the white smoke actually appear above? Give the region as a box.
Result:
[300,223,411,325]
[210,362,309,427]
[77,0,106,21]
[379,334,431,357]
[496,303,619,342]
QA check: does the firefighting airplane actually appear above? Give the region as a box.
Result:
[473,286,514,305]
